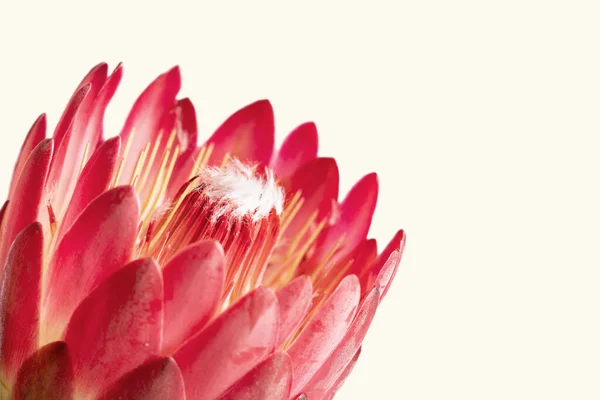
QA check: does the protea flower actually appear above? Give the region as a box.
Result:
[0,63,405,400]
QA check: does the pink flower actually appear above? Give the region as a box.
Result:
[0,63,405,400]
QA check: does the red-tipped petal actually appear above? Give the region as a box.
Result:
[303,288,379,394]
[309,173,379,266]
[276,275,313,346]
[205,100,275,166]
[272,122,318,181]
[0,223,43,383]
[288,274,361,396]
[52,63,107,149]
[0,138,53,269]
[96,357,185,400]
[372,229,405,299]
[161,240,225,355]
[58,136,121,238]
[118,66,181,185]
[174,287,279,400]
[217,352,292,400]
[43,186,140,340]
[9,113,46,199]
[13,341,73,400]
[64,258,163,395]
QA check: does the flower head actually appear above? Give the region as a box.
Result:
[0,63,405,399]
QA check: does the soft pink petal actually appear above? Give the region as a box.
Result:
[52,63,107,149]
[204,100,275,166]
[161,240,225,355]
[288,274,360,396]
[13,341,73,400]
[217,352,292,400]
[276,275,313,346]
[321,348,361,400]
[0,138,53,269]
[371,229,406,299]
[303,288,379,394]
[58,136,121,239]
[0,223,43,383]
[9,113,46,199]
[117,66,181,185]
[48,64,120,217]
[96,357,185,400]
[64,258,163,395]
[272,122,318,181]
[43,186,140,340]
[174,287,279,400]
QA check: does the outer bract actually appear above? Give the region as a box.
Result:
[0,63,405,399]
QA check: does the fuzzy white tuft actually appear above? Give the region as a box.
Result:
[198,159,284,221]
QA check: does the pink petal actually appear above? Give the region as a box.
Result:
[47,64,120,217]
[174,98,198,160]
[0,223,43,383]
[9,113,46,200]
[371,229,406,299]
[345,239,378,296]
[288,274,360,396]
[272,158,339,278]
[85,63,123,145]
[64,258,163,395]
[58,136,121,239]
[204,100,275,166]
[52,63,107,149]
[161,240,225,355]
[13,341,73,400]
[324,348,361,399]
[43,186,140,340]
[303,288,379,394]
[217,352,292,400]
[0,138,53,269]
[276,275,313,346]
[285,158,339,217]
[117,66,181,185]
[174,287,279,400]
[272,122,318,181]
[96,357,185,400]
[311,348,361,400]
[0,201,8,231]
[308,173,379,268]
[167,98,199,200]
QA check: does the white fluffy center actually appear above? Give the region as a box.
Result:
[198,159,284,221]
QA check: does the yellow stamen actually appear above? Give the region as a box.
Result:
[130,142,150,188]
[137,131,163,192]
[310,234,347,283]
[78,142,90,177]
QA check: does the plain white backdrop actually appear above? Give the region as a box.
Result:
[1,1,600,399]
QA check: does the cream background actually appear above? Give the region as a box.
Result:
[1,1,599,399]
